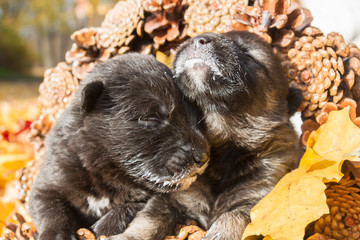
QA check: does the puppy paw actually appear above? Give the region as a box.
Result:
[200,233,218,240]
[201,231,241,240]
[105,234,135,240]
[202,213,246,240]
[38,231,77,240]
[92,221,118,237]
[91,215,128,237]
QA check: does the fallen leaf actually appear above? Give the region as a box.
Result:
[0,180,17,234]
[156,50,173,68]
[0,202,14,229]
[299,147,341,182]
[263,236,273,240]
[242,169,328,240]
[299,107,360,182]
[0,153,32,188]
[309,107,360,162]
[0,99,39,235]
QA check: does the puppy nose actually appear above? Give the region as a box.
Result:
[193,35,211,47]
[192,151,209,167]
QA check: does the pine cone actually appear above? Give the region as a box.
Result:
[66,0,145,80]
[306,161,360,240]
[65,27,112,80]
[234,0,312,45]
[312,179,360,239]
[16,158,40,203]
[2,207,37,240]
[76,228,106,240]
[164,219,207,240]
[97,0,144,53]
[143,0,188,45]
[33,62,79,139]
[281,27,360,145]
[184,0,249,37]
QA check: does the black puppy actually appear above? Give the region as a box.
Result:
[28,53,209,240]
[109,32,302,240]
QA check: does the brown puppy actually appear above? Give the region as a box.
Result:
[108,32,302,240]
[172,31,303,239]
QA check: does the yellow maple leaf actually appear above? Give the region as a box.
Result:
[299,147,341,182]
[0,153,32,188]
[310,107,360,161]
[242,108,360,240]
[242,169,328,240]
[299,107,360,182]
[0,180,18,235]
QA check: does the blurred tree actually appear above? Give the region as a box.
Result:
[0,22,34,74]
[0,0,34,75]
[20,0,76,68]
[0,0,117,75]
[0,0,26,26]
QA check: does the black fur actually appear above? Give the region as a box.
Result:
[28,53,209,240]
[109,32,302,240]
[287,87,303,115]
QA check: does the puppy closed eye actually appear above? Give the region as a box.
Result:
[138,116,162,127]
[138,111,169,128]
[213,74,246,90]
[241,47,268,71]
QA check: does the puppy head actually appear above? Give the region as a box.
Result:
[172,31,289,116]
[79,53,209,192]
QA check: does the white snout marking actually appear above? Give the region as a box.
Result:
[87,196,110,217]
[184,59,209,92]
[184,58,209,68]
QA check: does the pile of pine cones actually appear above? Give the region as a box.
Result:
[283,30,360,146]
[3,0,360,240]
[306,161,360,240]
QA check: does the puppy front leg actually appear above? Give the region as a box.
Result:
[92,203,146,237]
[202,208,249,240]
[204,162,293,239]
[107,196,181,240]
[28,188,84,240]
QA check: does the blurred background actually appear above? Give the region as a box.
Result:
[0,0,117,101]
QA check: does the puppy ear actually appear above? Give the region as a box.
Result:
[287,87,303,116]
[81,81,104,112]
